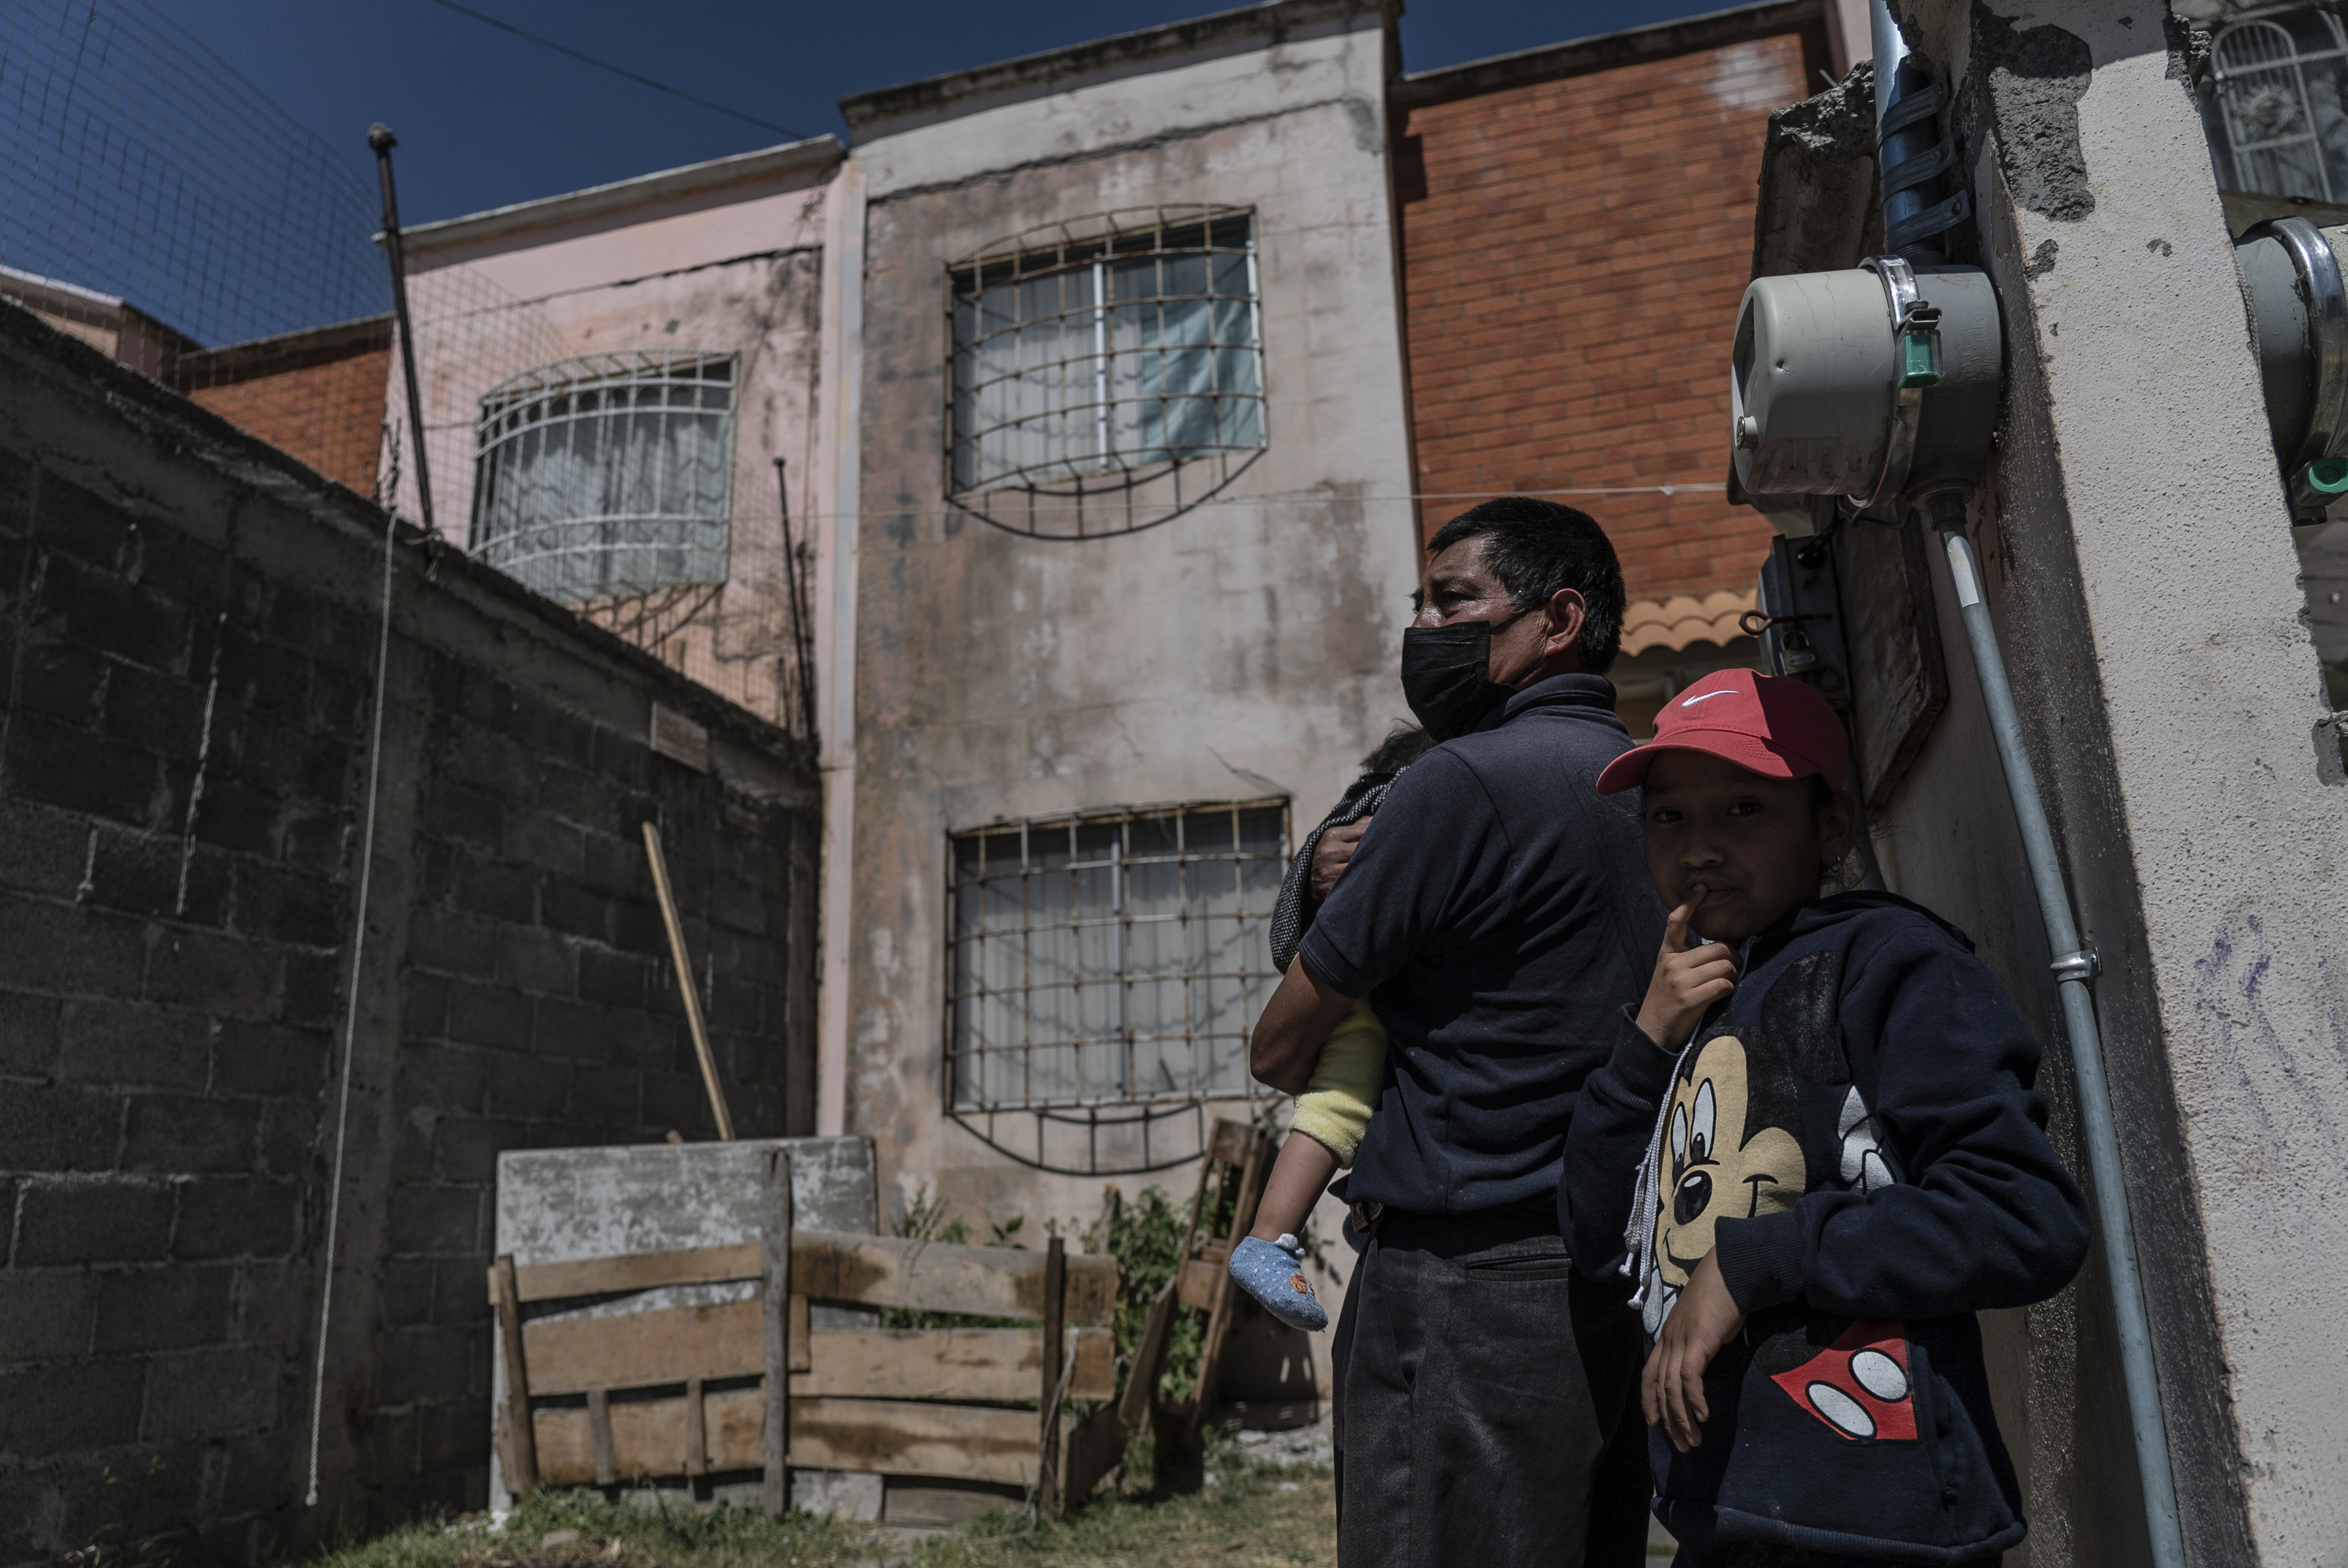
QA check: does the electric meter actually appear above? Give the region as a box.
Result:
[2235,216,2348,519]
[1730,256,2004,531]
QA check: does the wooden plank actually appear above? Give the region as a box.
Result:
[509,1242,761,1303]
[509,1230,1116,1325]
[1039,1236,1065,1512]
[522,1298,764,1395]
[1177,1257,1221,1312]
[1189,1126,1270,1434]
[763,1151,791,1516]
[1118,1280,1177,1432]
[790,1397,1046,1488]
[535,1385,764,1485]
[532,1393,1051,1489]
[1208,1120,1251,1165]
[684,1378,706,1477]
[791,1229,1116,1326]
[587,1389,616,1486]
[788,1293,811,1373]
[1061,1401,1126,1508]
[791,1326,1114,1402]
[518,1306,1116,1403]
[488,1255,538,1495]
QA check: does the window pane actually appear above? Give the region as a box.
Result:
[470,352,735,603]
[948,214,1263,494]
[946,801,1288,1111]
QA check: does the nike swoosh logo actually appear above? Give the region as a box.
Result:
[1680,689,1739,707]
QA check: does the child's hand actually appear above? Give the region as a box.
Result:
[1634,895,1737,1048]
[1642,1249,1745,1452]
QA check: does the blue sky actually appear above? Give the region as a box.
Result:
[142,1,1728,225]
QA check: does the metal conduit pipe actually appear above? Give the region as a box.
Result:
[1924,492,2186,1568]
[1870,4,1935,253]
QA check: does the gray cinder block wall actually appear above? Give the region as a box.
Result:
[0,300,818,1562]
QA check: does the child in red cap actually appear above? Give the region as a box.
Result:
[1560,669,2090,1567]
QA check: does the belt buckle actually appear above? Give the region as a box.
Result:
[1349,1199,1385,1233]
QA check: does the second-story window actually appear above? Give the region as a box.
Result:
[948,208,1265,496]
[470,350,735,603]
[2206,9,2348,202]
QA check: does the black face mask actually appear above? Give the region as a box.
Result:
[1399,611,1528,742]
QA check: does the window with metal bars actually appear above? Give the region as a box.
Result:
[469,350,735,604]
[947,209,1265,496]
[946,800,1287,1112]
[2206,9,2348,201]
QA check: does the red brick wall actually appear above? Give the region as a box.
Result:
[1396,31,1819,605]
[186,347,389,496]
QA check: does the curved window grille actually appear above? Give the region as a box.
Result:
[2210,11,2348,201]
[947,800,1286,1113]
[948,209,1265,501]
[469,351,735,604]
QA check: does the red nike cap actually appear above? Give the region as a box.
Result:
[1596,667,1848,795]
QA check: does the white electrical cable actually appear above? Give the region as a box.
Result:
[303,505,399,1508]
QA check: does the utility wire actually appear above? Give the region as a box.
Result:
[420,0,805,140]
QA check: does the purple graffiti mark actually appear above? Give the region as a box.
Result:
[2194,915,2340,1152]
[2193,924,2278,1144]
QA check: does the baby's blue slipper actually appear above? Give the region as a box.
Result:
[1229,1234,1328,1331]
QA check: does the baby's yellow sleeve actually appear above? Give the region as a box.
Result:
[1288,998,1388,1168]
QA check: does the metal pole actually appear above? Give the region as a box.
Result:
[369,125,435,535]
[1928,495,2185,1568]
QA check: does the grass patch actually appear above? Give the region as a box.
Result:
[290,1490,884,1568]
[904,1476,1332,1568]
[293,1430,1333,1568]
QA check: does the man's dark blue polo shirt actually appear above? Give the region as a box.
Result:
[1296,672,1664,1215]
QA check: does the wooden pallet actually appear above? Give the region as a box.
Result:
[1116,1117,1275,1440]
[490,1152,1125,1513]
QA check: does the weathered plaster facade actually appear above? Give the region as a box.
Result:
[831,1,1419,1353]
[387,141,843,731]
[1832,3,2348,1561]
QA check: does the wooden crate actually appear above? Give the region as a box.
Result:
[490,1154,1124,1513]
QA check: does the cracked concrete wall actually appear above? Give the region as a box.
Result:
[839,11,1418,1381]
[1858,2,2344,1562]
[0,297,817,1560]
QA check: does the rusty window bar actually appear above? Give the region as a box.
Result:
[945,798,1288,1112]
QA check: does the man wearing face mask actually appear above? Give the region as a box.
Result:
[1250,496,1665,1565]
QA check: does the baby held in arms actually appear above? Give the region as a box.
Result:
[1227,726,1427,1330]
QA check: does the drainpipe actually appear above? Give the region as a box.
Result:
[1866,2,2188,1560]
[1927,498,2186,1568]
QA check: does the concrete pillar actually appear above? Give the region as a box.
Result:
[1876,3,2347,1562]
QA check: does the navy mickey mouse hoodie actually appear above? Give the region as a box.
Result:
[1561,890,2090,1564]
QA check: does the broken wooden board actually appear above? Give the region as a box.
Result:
[532,1392,1050,1488]
[506,1230,1114,1326]
[522,1301,1114,1401]
[1060,1401,1126,1507]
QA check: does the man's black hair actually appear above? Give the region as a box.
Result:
[1426,496,1626,675]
